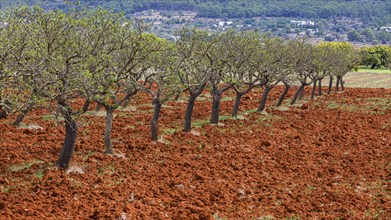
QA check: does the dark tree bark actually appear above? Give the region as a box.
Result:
[257,85,271,112]
[184,95,196,132]
[57,103,77,169]
[318,78,323,96]
[210,88,222,124]
[335,76,340,92]
[95,103,101,112]
[104,107,114,154]
[310,79,317,100]
[340,76,345,91]
[56,99,89,169]
[150,98,162,141]
[231,93,243,118]
[327,75,333,95]
[298,86,305,101]
[12,112,27,127]
[120,89,138,108]
[183,83,208,132]
[174,93,181,101]
[122,99,130,108]
[276,84,290,107]
[0,110,6,119]
[12,102,34,127]
[291,84,305,105]
[231,82,259,117]
[209,84,231,125]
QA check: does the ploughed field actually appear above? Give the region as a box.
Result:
[1,86,390,219]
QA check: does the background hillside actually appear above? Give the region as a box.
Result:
[2,0,391,20]
[1,0,391,43]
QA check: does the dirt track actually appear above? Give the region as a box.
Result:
[1,86,390,219]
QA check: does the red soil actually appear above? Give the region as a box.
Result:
[1,86,390,219]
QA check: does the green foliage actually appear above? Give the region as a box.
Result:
[174,28,217,93]
[317,42,360,77]
[376,30,391,43]
[361,28,375,42]
[360,45,391,69]
[347,30,362,42]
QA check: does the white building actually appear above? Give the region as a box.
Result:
[380,27,391,33]
[290,20,315,27]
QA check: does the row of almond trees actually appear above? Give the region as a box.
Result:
[0,7,360,169]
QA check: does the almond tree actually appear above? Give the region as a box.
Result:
[321,42,359,94]
[288,39,316,105]
[24,8,93,169]
[83,17,163,154]
[255,36,287,112]
[145,40,183,141]
[275,49,297,107]
[332,43,360,92]
[311,42,338,98]
[0,7,35,121]
[175,28,215,132]
[206,32,230,124]
[229,31,266,117]
[4,7,54,127]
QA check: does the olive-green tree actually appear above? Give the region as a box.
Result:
[360,45,391,69]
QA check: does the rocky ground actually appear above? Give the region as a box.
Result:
[1,86,390,219]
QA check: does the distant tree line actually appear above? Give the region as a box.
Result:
[1,0,390,22]
[0,6,365,170]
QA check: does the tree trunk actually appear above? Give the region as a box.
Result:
[311,79,317,100]
[298,85,305,101]
[276,84,290,107]
[57,105,77,169]
[257,85,271,112]
[0,110,6,119]
[13,102,34,127]
[335,76,340,92]
[95,103,101,112]
[150,98,162,141]
[210,89,221,124]
[291,84,305,105]
[318,78,323,96]
[122,99,130,108]
[12,112,27,127]
[340,76,345,91]
[104,107,114,154]
[184,95,196,132]
[231,93,243,118]
[327,75,333,95]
